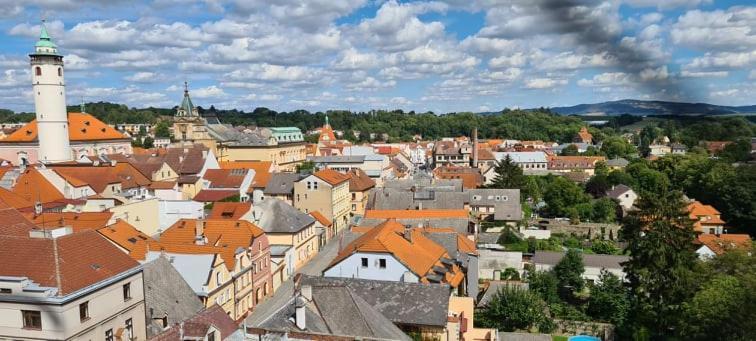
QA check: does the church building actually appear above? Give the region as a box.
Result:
[0,24,132,165]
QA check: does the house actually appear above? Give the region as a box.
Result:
[219,160,273,201]
[97,219,157,261]
[605,157,629,170]
[553,142,592,154]
[293,168,351,238]
[0,202,146,340]
[605,184,637,213]
[347,168,376,217]
[157,200,204,234]
[703,141,732,155]
[306,154,390,186]
[533,251,629,284]
[201,168,255,202]
[649,144,671,157]
[671,143,687,155]
[695,234,752,259]
[149,305,242,341]
[262,173,304,205]
[574,127,593,144]
[687,200,726,234]
[548,156,606,176]
[323,220,473,293]
[433,166,483,189]
[207,202,252,220]
[433,140,472,167]
[249,198,320,271]
[468,188,523,223]
[149,219,272,320]
[141,255,205,337]
[493,151,549,174]
[361,209,474,235]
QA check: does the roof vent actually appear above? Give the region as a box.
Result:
[81,128,87,133]
[101,128,106,132]
[84,121,91,126]
[90,264,102,270]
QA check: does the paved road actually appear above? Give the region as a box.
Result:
[245,230,356,326]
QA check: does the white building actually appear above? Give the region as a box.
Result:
[533,251,629,284]
[605,184,637,212]
[494,152,549,174]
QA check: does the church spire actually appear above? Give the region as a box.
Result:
[34,20,58,55]
[325,113,330,127]
[177,81,197,117]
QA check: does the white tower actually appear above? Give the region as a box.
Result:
[30,22,71,163]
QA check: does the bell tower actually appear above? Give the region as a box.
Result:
[30,21,71,163]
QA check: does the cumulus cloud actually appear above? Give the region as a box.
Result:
[524,78,567,89]
[671,7,756,51]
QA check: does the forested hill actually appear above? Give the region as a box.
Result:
[549,99,756,116]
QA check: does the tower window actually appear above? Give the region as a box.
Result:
[35,67,41,76]
[58,68,62,76]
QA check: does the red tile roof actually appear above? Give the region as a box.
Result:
[697,234,752,255]
[548,156,606,170]
[347,168,376,192]
[10,167,65,204]
[0,197,40,236]
[0,230,139,295]
[192,190,239,202]
[0,113,128,142]
[149,181,177,190]
[203,168,248,189]
[219,161,272,188]
[208,202,252,220]
[313,168,350,186]
[97,220,156,261]
[52,166,121,193]
[149,305,239,341]
[27,212,114,232]
[309,211,332,227]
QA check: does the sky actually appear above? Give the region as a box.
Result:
[0,0,754,113]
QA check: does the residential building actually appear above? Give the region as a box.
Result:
[433,140,472,167]
[548,156,606,176]
[263,173,304,205]
[468,188,523,223]
[200,168,254,202]
[347,168,376,217]
[361,209,474,235]
[605,184,638,213]
[149,305,242,341]
[142,256,205,337]
[433,166,483,189]
[533,251,629,283]
[294,168,350,238]
[307,154,390,186]
[493,151,549,174]
[649,144,671,157]
[687,200,726,234]
[695,234,752,259]
[605,157,629,170]
[574,127,593,144]
[249,198,320,270]
[324,220,474,293]
[671,143,688,155]
[0,203,146,341]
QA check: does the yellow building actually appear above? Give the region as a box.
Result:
[248,199,321,271]
[346,168,375,217]
[294,169,350,239]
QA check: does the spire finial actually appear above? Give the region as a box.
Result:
[325,112,330,127]
[184,81,189,95]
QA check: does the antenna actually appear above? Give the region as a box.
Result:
[80,96,86,114]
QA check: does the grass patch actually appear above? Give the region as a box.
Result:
[552,336,569,341]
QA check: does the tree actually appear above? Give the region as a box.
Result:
[587,270,629,326]
[560,144,579,156]
[296,161,315,173]
[497,227,521,245]
[154,120,171,138]
[477,285,550,332]
[679,275,752,340]
[601,136,637,159]
[620,190,697,338]
[526,269,559,304]
[500,268,521,281]
[543,177,589,217]
[591,198,618,223]
[553,248,585,295]
[491,155,526,190]
[142,136,154,148]
[590,239,619,255]
[585,174,610,198]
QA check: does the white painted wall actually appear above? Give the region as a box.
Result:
[324,253,419,283]
[158,200,204,232]
[534,264,625,283]
[31,51,71,163]
[478,250,523,280]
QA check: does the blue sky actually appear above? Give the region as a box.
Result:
[0,0,753,113]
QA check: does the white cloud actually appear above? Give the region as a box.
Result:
[351,0,448,52]
[578,72,633,87]
[124,72,157,82]
[489,53,527,68]
[623,0,712,10]
[639,66,669,81]
[680,70,728,78]
[191,85,226,99]
[671,7,756,51]
[524,78,567,89]
[750,70,756,80]
[687,51,756,69]
[65,21,139,52]
[345,77,396,91]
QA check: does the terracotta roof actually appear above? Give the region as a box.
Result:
[208,202,252,220]
[576,127,593,143]
[203,168,248,189]
[178,175,200,184]
[27,212,114,232]
[347,168,376,192]
[52,166,121,193]
[149,305,239,341]
[0,230,138,295]
[0,197,40,236]
[113,163,151,189]
[220,161,273,188]
[704,141,732,154]
[0,187,34,209]
[697,234,752,255]
[687,200,721,217]
[328,220,465,286]
[309,211,332,227]
[313,168,350,185]
[365,209,469,220]
[477,148,496,160]
[149,181,177,190]
[433,166,483,189]
[192,190,239,202]
[548,156,606,170]
[10,167,65,204]
[97,220,156,261]
[1,113,127,143]
[319,124,336,143]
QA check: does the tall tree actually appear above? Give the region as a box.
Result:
[587,270,629,326]
[554,248,585,296]
[477,285,552,333]
[491,155,526,190]
[620,190,697,338]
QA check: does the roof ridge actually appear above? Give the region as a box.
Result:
[51,237,63,293]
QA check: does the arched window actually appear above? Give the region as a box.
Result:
[57,68,62,76]
[35,67,41,76]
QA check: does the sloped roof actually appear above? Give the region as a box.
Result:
[365,209,469,220]
[207,202,252,220]
[192,190,238,202]
[0,113,128,142]
[150,305,240,341]
[142,256,205,338]
[310,211,332,227]
[0,230,139,295]
[113,162,152,189]
[0,197,42,236]
[149,181,177,190]
[251,198,315,234]
[313,168,350,185]
[606,184,634,198]
[203,168,247,188]
[28,212,114,232]
[347,168,375,192]
[98,220,156,261]
[263,173,303,195]
[10,167,65,204]
[548,156,606,170]
[0,187,34,209]
[534,251,628,270]
[220,160,272,188]
[697,234,752,255]
[52,166,121,193]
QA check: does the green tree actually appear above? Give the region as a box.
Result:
[679,275,752,340]
[591,198,618,223]
[554,248,585,295]
[526,269,559,304]
[590,239,619,255]
[142,136,154,148]
[620,190,697,338]
[296,161,315,173]
[497,227,521,245]
[587,270,629,326]
[543,177,589,217]
[585,174,610,198]
[560,144,579,156]
[500,268,521,281]
[154,120,171,138]
[477,285,550,332]
[601,136,637,159]
[491,155,526,190]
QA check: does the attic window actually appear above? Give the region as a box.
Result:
[26,130,32,135]
[127,237,138,244]
[138,235,147,240]
[90,264,102,270]
[81,128,87,133]
[84,121,91,126]
[101,128,106,132]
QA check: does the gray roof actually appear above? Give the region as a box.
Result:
[605,184,634,199]
[142,256,205,338]
[478,281,529,308]
[499,332,552,341]
[307,155,365,163]
[264,173,303,195]
[269,244,293,257]
[302,275,452,328]
[382,178,463,192]
[146,252,214,296]
[605,157,629,167]
[251,198,315,234]
[477,232,501,245]
[533,251,629,270]
[257,286,410,340]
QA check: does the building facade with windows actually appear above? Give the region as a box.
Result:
[293,169,351,239]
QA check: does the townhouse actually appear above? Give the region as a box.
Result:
[346,168,375,217]
[293,169,350,238]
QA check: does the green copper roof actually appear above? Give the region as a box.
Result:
[34,22,58,50]
[181,91,194,113]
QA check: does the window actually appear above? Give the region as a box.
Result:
[57,68,62,77]
[123,283,131,301]
[208,331,216,341]
[379,258,387,269]
[351,192,356,200]
[125,318,133,339]
[22,310,42,329]
[105,328,114,341]
[306,181,312,190]
[361,257,368,268]
[0,288,11,294]
[35,67,41,76]
[79,302,89,321]
[216,272,223,285]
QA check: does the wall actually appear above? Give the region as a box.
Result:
[109,198,160,236]
[220,143,306,172]
[478,250,523,280]
[535,264,625,283]
[293,177,333,221]
[158,200,204,233]
[0,272,146,340]
[324,253,419,283]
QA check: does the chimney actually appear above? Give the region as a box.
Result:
[301,285,312,301]
[295,295,307,330]
[472,127,478,168]
[403,225,413,242]
[195,220,205,244]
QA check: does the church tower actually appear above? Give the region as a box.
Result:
[30,22,71,163]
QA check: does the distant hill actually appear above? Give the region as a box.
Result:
[546,99,756,116]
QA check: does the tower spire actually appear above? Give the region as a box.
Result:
[325,112,330,127]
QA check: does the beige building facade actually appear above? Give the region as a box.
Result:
[293,169,350,239]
